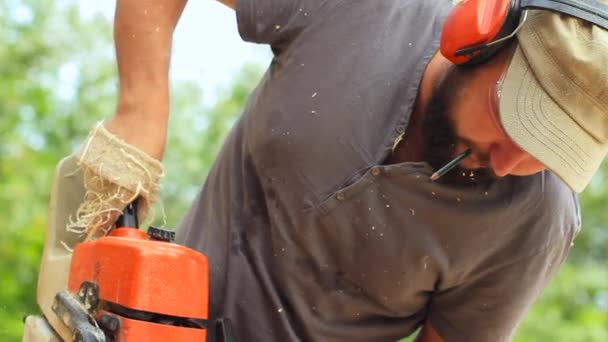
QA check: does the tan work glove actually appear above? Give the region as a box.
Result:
[67,121,164,240]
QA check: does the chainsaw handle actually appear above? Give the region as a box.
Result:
[114,201,138,229]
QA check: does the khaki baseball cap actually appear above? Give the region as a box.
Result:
[499,8,608,193]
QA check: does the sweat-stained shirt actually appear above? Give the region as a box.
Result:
[175,0,581,341]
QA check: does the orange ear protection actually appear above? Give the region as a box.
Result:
[440,0,608,66]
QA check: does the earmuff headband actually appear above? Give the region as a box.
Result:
[521,0,608,29]
[453,0,608,59]
[455,11,529,57]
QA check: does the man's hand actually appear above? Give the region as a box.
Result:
[68,0,196,238]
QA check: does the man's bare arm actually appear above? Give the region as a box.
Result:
[105,0,188,161]
[105,0,237,160]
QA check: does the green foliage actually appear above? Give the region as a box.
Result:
[515,263,608,341]
[573,161,608,262]
[1,1,116,339]
[1,0,606,341]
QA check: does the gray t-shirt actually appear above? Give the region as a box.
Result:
[176,0,581,341]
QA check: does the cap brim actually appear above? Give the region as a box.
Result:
[499,46,608,193]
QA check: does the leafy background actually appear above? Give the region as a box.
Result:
[1,1,606,341]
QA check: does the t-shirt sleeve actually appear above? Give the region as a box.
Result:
[427,243,572,342]
[235,0,329,49]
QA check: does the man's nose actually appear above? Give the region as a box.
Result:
[489,142,528,177]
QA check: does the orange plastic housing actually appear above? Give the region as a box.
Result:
[68,227,209,341]
[440,0,511,64]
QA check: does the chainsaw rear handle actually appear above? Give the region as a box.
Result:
[114,202,138,229]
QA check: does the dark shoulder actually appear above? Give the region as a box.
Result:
[518,171,580,250]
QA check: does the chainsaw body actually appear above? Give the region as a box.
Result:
[57,222,210,342]
[23,156,236,342]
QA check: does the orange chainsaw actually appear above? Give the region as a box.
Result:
[22,156,237,342]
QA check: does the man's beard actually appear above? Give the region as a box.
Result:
[422,66,497,187]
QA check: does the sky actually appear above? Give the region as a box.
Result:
[78,0,271,104]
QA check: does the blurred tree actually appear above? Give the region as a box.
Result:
[1,0,606,341]
[574,162,608,263]
[1,0,116,339]
[515,263,608,342]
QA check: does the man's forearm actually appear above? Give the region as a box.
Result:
[107,0,188,160]
[115,0,187,112]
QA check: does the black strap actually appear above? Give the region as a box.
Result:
[105,300,208,329]
[521,0,608,29]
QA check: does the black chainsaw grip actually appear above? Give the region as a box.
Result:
[115,202,138,228]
